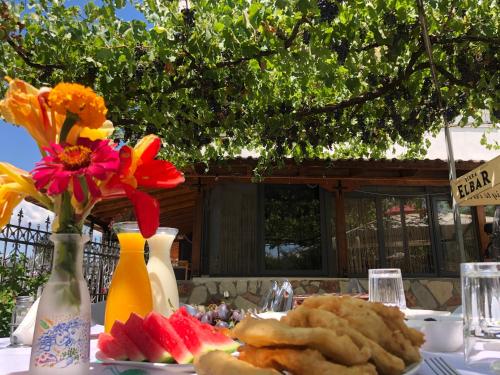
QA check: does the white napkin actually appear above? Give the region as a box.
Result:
[11,297,39,346]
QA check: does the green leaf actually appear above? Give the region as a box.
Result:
[248,3,263,22]
[213,22,225,33]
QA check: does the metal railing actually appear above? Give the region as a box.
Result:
[0,209,119,302]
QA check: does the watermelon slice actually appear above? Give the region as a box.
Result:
[97,332,128,360]
[177,307,240,353]
[169,310,212,357]
[124,313,174,363]
[110,320,146,362]
[144,312,194,364]
[196,323,240,353]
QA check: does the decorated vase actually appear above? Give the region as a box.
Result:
[29,233,91,375]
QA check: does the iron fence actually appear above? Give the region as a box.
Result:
[0,209,119,302]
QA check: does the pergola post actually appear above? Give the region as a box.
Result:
[416,0,466,263]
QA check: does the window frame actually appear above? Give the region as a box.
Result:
[257,184,329,277]
[343,187,472,277]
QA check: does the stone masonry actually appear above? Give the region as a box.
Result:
[178,277,461,311]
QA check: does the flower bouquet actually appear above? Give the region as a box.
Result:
[0,78,184,374]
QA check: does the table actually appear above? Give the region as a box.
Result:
[0,326,497,375]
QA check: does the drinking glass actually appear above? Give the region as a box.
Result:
[461,262,500,368]
[368,268,406,309]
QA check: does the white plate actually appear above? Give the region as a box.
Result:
[403,309,451,319]
[404,360,422,375]
[255,312,287,320]
[95,351,194,373]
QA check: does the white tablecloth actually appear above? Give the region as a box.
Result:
[0,325,497,375]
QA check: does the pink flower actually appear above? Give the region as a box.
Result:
[32,138,120,202]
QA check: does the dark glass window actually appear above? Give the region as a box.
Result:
[264,185,322,271]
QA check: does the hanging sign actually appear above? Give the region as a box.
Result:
[451,155,500,206]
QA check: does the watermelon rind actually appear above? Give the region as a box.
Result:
[110,320,147,362]
[171,308,240,356]
[144,312,194,364]
[124,313,174,363]
[192,317,240,353]
[97,332,128,360]
[170,311,212,357]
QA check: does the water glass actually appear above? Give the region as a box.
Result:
[368,268,406,309]
[461,262,500,367]
[10,295,34,346]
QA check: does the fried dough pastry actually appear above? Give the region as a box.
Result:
[239,346,377,375]
[368,302,425,346]
[231,317,371,366]
[194,350,281,375]
[282,306,406,375]
[303,295,421,364]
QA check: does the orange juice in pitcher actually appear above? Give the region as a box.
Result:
[104,222,152,332]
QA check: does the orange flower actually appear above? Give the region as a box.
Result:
[0,77,57,148]
[48,83,107,129]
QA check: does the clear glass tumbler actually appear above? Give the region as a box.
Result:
[461,262,500,367]
[368,268,406,309]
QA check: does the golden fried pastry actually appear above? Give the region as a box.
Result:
[239,346,377,375]
[368,302,425,347]
[283,305,406,375]
[194,350,281,375]
[303,295,421,364]
[231,317,371,366]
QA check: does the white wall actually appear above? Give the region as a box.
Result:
[418,126,500,161]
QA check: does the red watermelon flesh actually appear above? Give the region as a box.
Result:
[124,313,174,363]
[110,320,146,362]
[97,332,128,360]
[143,312,194,364]
[169,311,212,357]
[176,307,239,353]
[197,323,240,353]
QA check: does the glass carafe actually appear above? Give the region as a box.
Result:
[146,227,179,316]
[104,222,152,332]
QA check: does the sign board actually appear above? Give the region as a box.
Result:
[451,155,500,206]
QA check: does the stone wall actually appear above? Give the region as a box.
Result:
[178,277,461,311]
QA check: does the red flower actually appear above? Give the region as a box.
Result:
[103,135,184,238]
[32,138,120,202]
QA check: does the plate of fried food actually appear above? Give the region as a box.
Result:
[195,295,424,375]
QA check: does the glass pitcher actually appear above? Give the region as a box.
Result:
[104,222,152,332]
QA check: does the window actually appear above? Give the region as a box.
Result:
[345,198,378,274]
[434,199,479,273]
[263,185,323,272]
[382,197,434,274]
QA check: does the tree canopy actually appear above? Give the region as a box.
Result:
[0,0,498,173]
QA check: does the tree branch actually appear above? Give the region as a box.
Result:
[216,17,308,68]
[283,17,308,49]
[215,49,276,68]
[6,37,65,71]
[432,35,500,46]
[295,49,424,118]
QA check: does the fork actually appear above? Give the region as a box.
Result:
[424,357,460,375]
